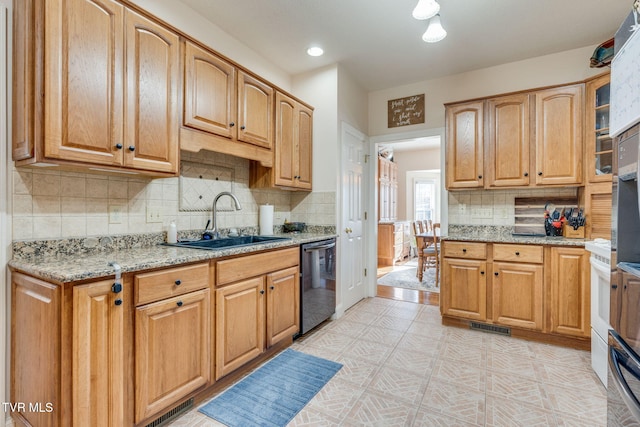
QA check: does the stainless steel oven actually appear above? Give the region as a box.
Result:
[298,239,336,335]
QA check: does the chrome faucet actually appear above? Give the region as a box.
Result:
[204,191,242,239]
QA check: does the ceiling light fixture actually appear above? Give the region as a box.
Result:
[422,14,447,43]
[412,0,440,20]
[306,46,324,57]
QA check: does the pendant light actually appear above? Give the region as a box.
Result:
[412,0,440,20]
[422,14,447,43]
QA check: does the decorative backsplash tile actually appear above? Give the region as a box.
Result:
[179,161,235,211]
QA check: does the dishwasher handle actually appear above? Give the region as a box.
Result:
[303,242,335,252]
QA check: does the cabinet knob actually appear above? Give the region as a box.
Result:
[260,289,265,295]
[230,122,235,127]
[177,301,183,307]
[128,146,135,152]
[523,172,528,177]
[494,272,499,276]
[112,282,122,293]
[241,125,246,130]
[462,248,467,253]
[114,299,123,306]
[175,280,181,286]
[478,175,482,179]
[270,285,275,290]
[515,251,520,256]
[538,171,543,176]
[480,271,485,275]
[115,143,123,149]
[612,284,618,289]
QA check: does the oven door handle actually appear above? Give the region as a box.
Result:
[304,242,335,252]
[609,332,640,423]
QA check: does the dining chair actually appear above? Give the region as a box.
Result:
[422,219,432,233]
[421,222,440,287]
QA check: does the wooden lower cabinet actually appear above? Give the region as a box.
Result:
[549,247,590,338]
[135,289,210,423]
[266,266,300,347]
[492,261,543,330]
[441,258,487,321]
[11,273,133,427]
[216,277,266,379]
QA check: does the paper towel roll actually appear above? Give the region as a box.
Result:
[259,204,274,235]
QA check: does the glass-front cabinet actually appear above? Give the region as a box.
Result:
[586,73,612,182]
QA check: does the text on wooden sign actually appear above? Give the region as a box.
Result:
[387,94,425,128]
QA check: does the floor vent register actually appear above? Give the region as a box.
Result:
[470,322,511,336]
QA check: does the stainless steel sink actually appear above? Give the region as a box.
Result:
[165,235,291,250]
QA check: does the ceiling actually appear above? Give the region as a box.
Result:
[180,0,631,92]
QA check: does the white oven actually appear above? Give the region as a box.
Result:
[586,239,612,387]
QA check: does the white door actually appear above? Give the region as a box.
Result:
[340,124,367,312]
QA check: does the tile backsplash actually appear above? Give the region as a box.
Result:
[447,187,578,226]
[11,150,336,241]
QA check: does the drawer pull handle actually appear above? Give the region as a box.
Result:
[175,280,181,286]
[462,248,467,253]
[114,299,123,306]
[515,251,520,256]
[177,301,183,307]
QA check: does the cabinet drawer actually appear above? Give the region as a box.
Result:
[135,262,210,306]
[216,247,299,286]
[493,244,543,263]
[442,241,487,259]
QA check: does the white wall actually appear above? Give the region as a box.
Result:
[337,64,369,135]
[128,0,292,91]
[368,44,603,137]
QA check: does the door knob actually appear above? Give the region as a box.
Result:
[345,227,352,233]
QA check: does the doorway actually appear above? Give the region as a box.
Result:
[369,130,445,305]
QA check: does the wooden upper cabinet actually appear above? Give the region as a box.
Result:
[486,94,531,187]
[44,0,125,166]
[238,71,274,149]
[534,84,584,185]
[123,10,179,174]
[585,73,613,183]
[445,101,484,189]
[181,41,275,164]
[183,41,236,138]
[14,0,179,176]
[270,91,313,190]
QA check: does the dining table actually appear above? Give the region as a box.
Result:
[415,231,441,282]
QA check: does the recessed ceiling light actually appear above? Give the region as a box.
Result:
[306,46,324,57]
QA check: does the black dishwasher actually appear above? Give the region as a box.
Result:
[298,239,336,335]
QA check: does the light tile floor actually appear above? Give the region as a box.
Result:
[168,297,606,426]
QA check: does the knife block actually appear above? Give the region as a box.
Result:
[562,223,585,239]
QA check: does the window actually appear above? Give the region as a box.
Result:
[414,179,436,220]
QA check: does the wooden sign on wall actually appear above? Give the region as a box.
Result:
[387,94,425,128]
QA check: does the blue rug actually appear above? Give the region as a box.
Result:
[199,348,342,427]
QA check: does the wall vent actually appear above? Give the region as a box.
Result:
[470,322,511,336]
[145,398,193,427]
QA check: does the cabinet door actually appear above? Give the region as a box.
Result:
[275,92,296,187]
[492,262,543,330]
[266,266,300,347]
[238,71,273,148]
[216,277,265,379]
[445,101,484,189]
[44,0,124,166]
[123,10,179,174]
[183,41,236,138]
[585,73,612,183]
[135,289,210,423]
[534,85,584,185]
[486,94,531,187]
[73,278,132,427]
[441,258,487,320]
[549,247,590,337]
[12,273,61,427]
[295,103,313,190]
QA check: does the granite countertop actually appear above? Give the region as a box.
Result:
[9,232,337,284]
[443,225,587,247]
